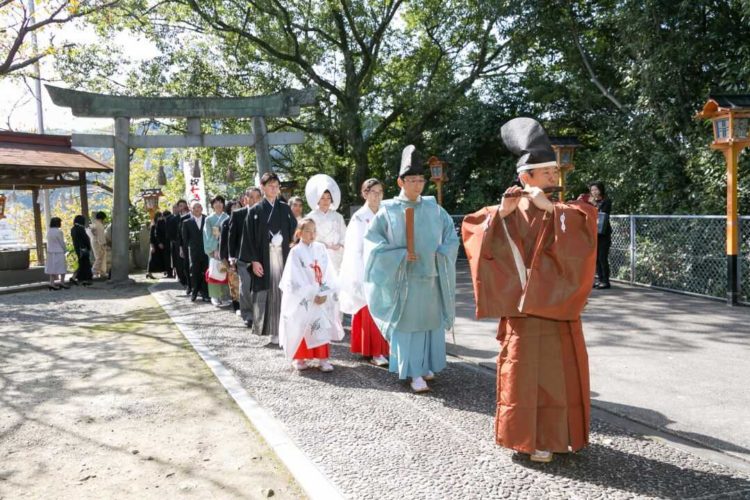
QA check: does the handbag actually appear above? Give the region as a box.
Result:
[208,257,227,281]
[597,212,609,235]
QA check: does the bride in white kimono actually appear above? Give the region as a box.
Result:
[279,218,345,371]
[305,174,347,273]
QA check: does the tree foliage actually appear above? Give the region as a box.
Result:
[42,0,750,215]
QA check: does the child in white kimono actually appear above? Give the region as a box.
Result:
[279,218,345,371]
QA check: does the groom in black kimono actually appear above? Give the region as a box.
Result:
[239,172,296,343]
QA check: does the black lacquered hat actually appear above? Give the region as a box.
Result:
[501,117,557,172]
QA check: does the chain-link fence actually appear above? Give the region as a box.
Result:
[451,213,750,304]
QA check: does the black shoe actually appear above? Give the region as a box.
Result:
[202,296,210,302]
[69,278,79,286]
[48,285,61,291]
[592,282,599,289]
[245,320,253,328]
[185,289,193,296]
[146,273,156,279]
[596,283,611,289]
[191,293,198,302]
[59,283,70,290]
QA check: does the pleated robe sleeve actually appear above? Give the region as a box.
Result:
[521,202,597,320]
[436,206,460,330]
[363,207,408,342]
[339,211,368,314]
[462,205,525,318]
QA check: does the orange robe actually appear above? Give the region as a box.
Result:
[461,200,597,454]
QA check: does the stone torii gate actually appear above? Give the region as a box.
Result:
[46,85,317,283]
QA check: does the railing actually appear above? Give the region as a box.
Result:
[450,214,750,305]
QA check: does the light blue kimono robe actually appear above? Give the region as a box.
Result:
[364,193,459,379]
[203,212,229,258]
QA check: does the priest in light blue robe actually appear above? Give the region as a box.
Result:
[364,145,459,393]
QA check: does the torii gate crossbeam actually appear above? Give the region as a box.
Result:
[46,85,317,283]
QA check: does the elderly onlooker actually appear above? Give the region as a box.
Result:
[45,217,69,290]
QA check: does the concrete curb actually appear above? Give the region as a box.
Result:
[149,283,346,500]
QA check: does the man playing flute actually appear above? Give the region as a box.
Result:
[462,117,597,463]
[364,145,459,393]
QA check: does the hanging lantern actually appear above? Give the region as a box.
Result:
[191,159,201,178]
[238,149,245,168]
[144,152,152,171]
[211,151,218,170]
[10,186,16,203]
[158,164,167,186]
[0,193,6,220]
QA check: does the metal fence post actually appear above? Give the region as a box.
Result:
[629,215,636,284]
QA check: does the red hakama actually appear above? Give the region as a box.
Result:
[350,306,389,357]
[293,339,330,360]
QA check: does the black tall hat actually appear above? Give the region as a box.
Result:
[500,117,557,172]
[398,145,424,177]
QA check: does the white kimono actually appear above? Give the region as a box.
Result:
[339,205,377,314]
[279,241,345,360]
[307,208,347,272]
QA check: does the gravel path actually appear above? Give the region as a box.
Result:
[151,281,750,500]
[0,281,302,499]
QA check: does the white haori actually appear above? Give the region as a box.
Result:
[307,208,346,272]
[279,241,344,360]
[339,204,377,314]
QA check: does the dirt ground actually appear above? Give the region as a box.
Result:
[0,282,303,499]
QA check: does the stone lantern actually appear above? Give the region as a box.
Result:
[548,136,582,201]
[428,156,448,206]
[140,188,164,221]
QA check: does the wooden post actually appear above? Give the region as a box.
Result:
[722,144,740,305]
[111,116,131,283]
[79,171,89,224]
[405,207,416,261]
[558,170,567,201]
[31,188,45,266]
[253,116,272,176]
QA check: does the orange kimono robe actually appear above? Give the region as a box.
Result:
[461,200,597,454]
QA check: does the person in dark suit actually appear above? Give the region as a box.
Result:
[182,201,209,302]
[166,202,188,280]
[146,211,169,279]
[588,180,613,289]
[70,214,93,286]
[229,186,262,327]
[178,202,193,296]
[240,173,297,343]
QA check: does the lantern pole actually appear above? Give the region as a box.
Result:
[722,143,740,305]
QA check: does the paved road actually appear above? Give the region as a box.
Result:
[153,281,750,500]
[451,261,750,465]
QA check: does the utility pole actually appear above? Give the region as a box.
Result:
[28,0,53,228]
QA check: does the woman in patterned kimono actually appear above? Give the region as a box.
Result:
[204,195,230,307]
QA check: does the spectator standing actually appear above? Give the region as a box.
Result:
[589,181,612,289]
[45,217,69,290]
[70,214,93,286]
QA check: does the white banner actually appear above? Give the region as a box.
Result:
[183,160,207,208]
